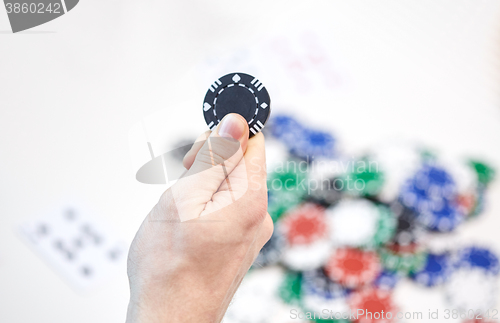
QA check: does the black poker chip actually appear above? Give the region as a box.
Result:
[389,201,424,246]
[203,72,271,138]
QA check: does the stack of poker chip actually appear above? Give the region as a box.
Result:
[225,114,498,323]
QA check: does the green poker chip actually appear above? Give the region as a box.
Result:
[278,270,303,305]
[268,190,302,222]
[340,157,385,197]
[379,248,426,275]
[267,160,308,197]
[420,148,438,162]
[468,160,495,187]
[267,159,309,222]
[370,204,397,247]
[469,186,486,218]
[311,319,351,323]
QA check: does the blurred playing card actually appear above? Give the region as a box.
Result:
[194,21,351,107]
[19,201,126,292]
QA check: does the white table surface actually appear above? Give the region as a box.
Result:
[1,1,500,322]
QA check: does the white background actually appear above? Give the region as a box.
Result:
[1,1,500,322]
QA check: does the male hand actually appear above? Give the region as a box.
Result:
[126,113,273,323]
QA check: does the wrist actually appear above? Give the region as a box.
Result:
[126,270,230,323]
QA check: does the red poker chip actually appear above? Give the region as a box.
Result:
[281,203,328,245]
[349,288,398,323]
[325,248,381,288]
[456,193,476,214]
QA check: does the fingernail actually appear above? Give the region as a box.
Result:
[217,114,245,139]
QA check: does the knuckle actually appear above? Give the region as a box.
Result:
[242,199,268,230]
[262,216,274,243]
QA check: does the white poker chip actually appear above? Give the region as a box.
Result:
[439,155,478,195]
[445,267,498,313]
[439,155,479,215]
[265,138,289,174]
[301,268,351,317]
[302,294,350,318]
[308,156,349,183]
[224,267,283,323]
[424,232,462,254]
[281,239,332,271]
[326,199,379,247]
[369,141,424,202]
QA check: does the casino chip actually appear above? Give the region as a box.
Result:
[265,138,289,173]
[203,72,271,138]
[301,268,351,315]
[378,247,426,275]
[326,199,379,247]
[399,164,465,232]
[454,246,500,275]
[289,128,337,161]
[307,158,346,207]
[468,160,496,187]
[399,164,458,210]
[308,176,343,208]
[269,115,304,142]
[469,185,486,218]
[423,232,461,254]
[340,157,385,197]
[445,267,497,313]
[373,270,400,290]
[267,161,309,222]
[441,156,478,196]
[410,253,453,287]
[372,204,397,247]
[281,203,328,245]
[278,270,303,305]
[418,199,464,232]
[224,266,282,323]
[268,189,301,223]
[325,248,381,288]
[281,241,332,271]
[326,199,395,248]
[279,203,332,271]
[388,201,424,247]
[348,288,398,323]
[368,141,425,202]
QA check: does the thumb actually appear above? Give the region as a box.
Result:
[169,114,249,220]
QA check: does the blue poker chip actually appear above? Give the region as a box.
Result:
[455,246,500,275]
[268,115,306,151]
[410,253,453,287]
[252,230,285,268]
[290,128,336,160]
[399,164,465,232]
[269,115,304,138]
[399,164,458,213]
[302,268,351,299]
[373,270,400,290]
[203,72,271,138]
[419,199,465,232]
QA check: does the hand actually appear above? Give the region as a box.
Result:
[126,113,273,323]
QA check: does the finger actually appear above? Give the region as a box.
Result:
[243,132,267,195]
[182,130,211,170]
[203,132,266,217]
[170,114,250,220]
